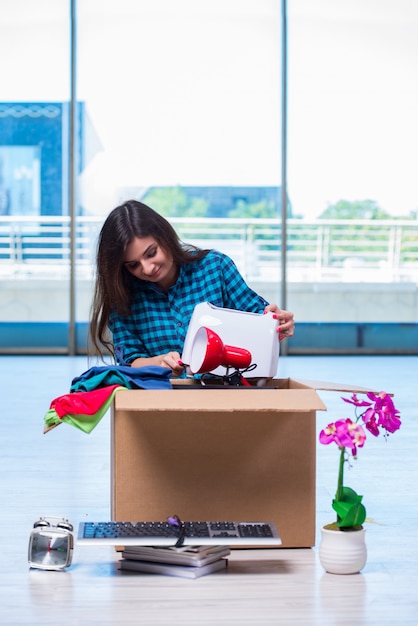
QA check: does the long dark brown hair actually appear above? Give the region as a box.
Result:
[89,199,208,358]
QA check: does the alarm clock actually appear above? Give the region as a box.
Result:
[28,516,74,571]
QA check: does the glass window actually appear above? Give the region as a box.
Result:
[1,1,416,354]
[76,0,283,331]
[287,1,418,340]
[0,2,70,352]
[0,146,41,216]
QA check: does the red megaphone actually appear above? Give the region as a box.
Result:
[189,327,252,374]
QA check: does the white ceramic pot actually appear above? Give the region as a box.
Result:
[319,525,367,574]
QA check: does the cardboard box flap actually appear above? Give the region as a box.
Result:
[113,388,326,413]
[290,378,379,394]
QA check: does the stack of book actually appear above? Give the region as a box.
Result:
[118,545,230,579]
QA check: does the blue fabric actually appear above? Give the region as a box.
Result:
[70,365,173,392]
[109,250,268,365]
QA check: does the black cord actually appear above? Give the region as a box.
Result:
[167,515,185,547]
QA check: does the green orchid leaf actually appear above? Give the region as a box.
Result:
[332,486,366,527]
[333,500,366,527]
[339,486,363,504]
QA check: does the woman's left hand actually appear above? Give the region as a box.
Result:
[264,305,295,341]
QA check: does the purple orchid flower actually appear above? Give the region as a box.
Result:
[319,390,401,529]
[319,418,366,456]
[363,392,401,436]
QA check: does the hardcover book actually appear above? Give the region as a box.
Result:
[121,545,230,567]
[118,556,228,579]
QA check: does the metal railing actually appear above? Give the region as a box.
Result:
[0,215,417,283]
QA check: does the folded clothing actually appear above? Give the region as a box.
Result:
[70,365,172,392]
[44,365,173,434]
[44,385,124,434]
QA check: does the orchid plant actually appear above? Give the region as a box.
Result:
[319,392,401,530]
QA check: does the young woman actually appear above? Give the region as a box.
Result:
[90,200,295,377]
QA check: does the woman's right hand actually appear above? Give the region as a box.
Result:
[130,352,185,377]
[159,351,185,377]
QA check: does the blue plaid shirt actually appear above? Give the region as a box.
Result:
[109,250,269,365]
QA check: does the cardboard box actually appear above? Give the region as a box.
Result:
[111,378,371,548]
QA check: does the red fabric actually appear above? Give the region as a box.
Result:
[50,385,121,419]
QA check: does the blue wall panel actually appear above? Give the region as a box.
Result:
[0,322,417,355]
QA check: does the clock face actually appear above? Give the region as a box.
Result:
[29,529,72,570]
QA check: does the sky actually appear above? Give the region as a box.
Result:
[0,0,417,218]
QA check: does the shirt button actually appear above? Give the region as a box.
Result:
[177,322,182,327]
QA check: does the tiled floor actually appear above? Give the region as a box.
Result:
[0,354,417,625]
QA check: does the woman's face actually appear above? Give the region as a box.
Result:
[123,236,178,291]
